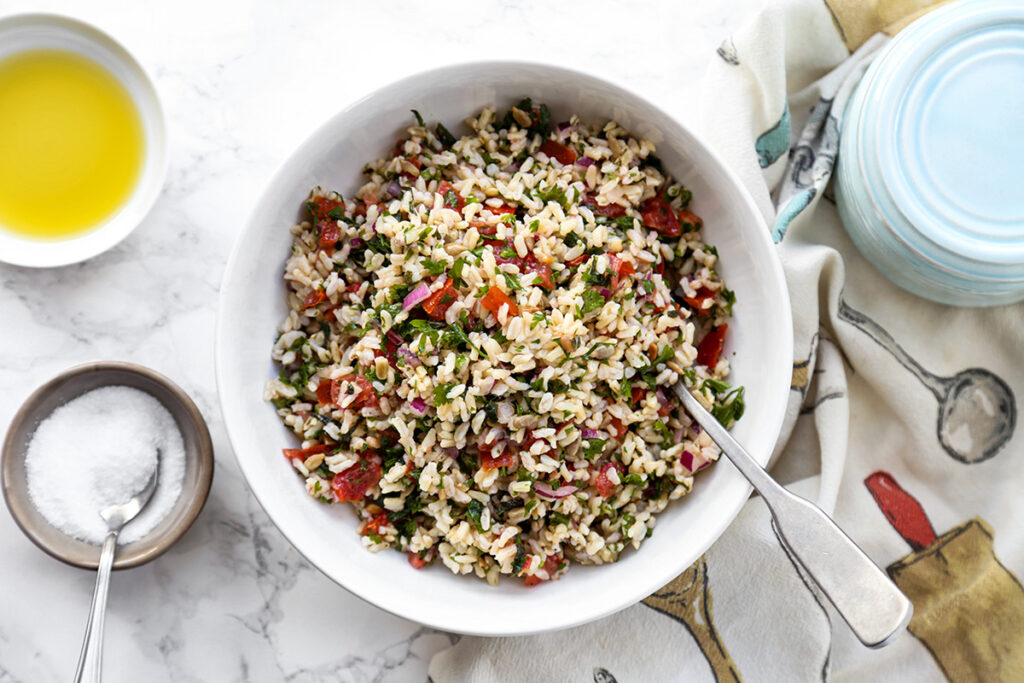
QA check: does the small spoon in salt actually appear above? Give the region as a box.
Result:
[73,450,160,683]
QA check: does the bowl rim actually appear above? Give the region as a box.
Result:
[216,58,793,635]
[1,361,215,569]
[0,12,169,268]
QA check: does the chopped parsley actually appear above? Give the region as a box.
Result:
[712,386,746,427]
[502,272,524,291]
[581,289,606,315]
[422,258,446,276]
[582,438,606,460]
[433,383,456,405]
[466,499,488,532]
[435,122,456,147]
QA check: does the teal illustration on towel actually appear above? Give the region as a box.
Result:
[755,104,790,168]
[772,189,815,243]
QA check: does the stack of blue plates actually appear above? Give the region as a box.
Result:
[836,0,1024,306]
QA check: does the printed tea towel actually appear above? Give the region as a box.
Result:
[430,0,1024,681]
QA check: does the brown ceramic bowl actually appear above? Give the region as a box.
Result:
[1,361,214,569]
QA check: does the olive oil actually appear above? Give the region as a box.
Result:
[0,49,144,240]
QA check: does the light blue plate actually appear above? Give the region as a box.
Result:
[837,0,1024,306]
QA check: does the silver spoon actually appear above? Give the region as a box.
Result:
[838,299,1015,464]
[673,385,912,648]
[73,453,160,683]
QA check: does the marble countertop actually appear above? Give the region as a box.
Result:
[0,1,758,680]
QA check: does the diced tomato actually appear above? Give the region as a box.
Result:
[473,222,498,237]
[607,253,635,290]
[331,455,382,502]
[696,324,728,368]
[282,443,332,461]
[353,201,368,217]
[308,196,344,221]
[683,287,715,312]
[518,429,551,457]
[315,380,333,406]
[566,253,590,268]
[421,277,458,321]
[481,286,519,316]
[479,439,515,471]
[631,386,646,406]
[524,554,563,586]
[654,260,665,276]
[608,417,627,440]
[678,209,703,231]
[408,552,428,569]
[582,194,626,218]
[318,220,340,249]
[381,331,401,369]
[487,237,519,266]
[656,389,673,417]
[400,156,423,179]
[302,289,327,309]
[346,282,363,294]
[362,512,389,536]
[522,254,554,290]
[595,462,626,498]
[539,140,577,165]
[331,374,379,410]
[486,203,517,216]
[640,197,680,237]
[437,181,465,211]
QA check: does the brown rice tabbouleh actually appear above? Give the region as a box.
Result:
[265,100,745,586]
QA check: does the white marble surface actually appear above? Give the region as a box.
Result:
[0,1,759,680]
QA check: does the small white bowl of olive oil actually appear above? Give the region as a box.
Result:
[0,14,167,268]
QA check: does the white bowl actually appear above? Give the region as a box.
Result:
[217,61,792,636]
[0,13,167,268]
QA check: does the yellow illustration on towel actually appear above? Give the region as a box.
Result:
[824,0,954,50]
[643,555,742,682]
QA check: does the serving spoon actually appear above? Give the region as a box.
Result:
[673,385,912,648]
[838,299,1015,464]
[73,453,160,683]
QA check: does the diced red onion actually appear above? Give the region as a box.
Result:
[403,283,431,311]
[442,447,459,459]
[501,162,522,174]
[409,397,427,414]
[534,482,579,499]
[681,450,709,473]
[681,450,697,471]
[656,388,671,410]
[386,180,402,198]
[580,428,600,439]
[574,156,595,168]
[387,330,403,346]
[599,287,611,301]
[350,237,365,249]
[399,346,422,367]
[555,121,575,141]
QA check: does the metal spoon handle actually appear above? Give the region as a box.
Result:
[74,529,118,683]
[674,384,913,648]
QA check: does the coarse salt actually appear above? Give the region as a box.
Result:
[25,385,186,545]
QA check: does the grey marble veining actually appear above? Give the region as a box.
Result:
[0,0,758,680]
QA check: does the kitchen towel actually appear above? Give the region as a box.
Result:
[430,0,1024,680]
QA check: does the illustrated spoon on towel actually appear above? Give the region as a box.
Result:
[674,386,912,648]
[73,451,160,683]
[837,299,1016,464]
